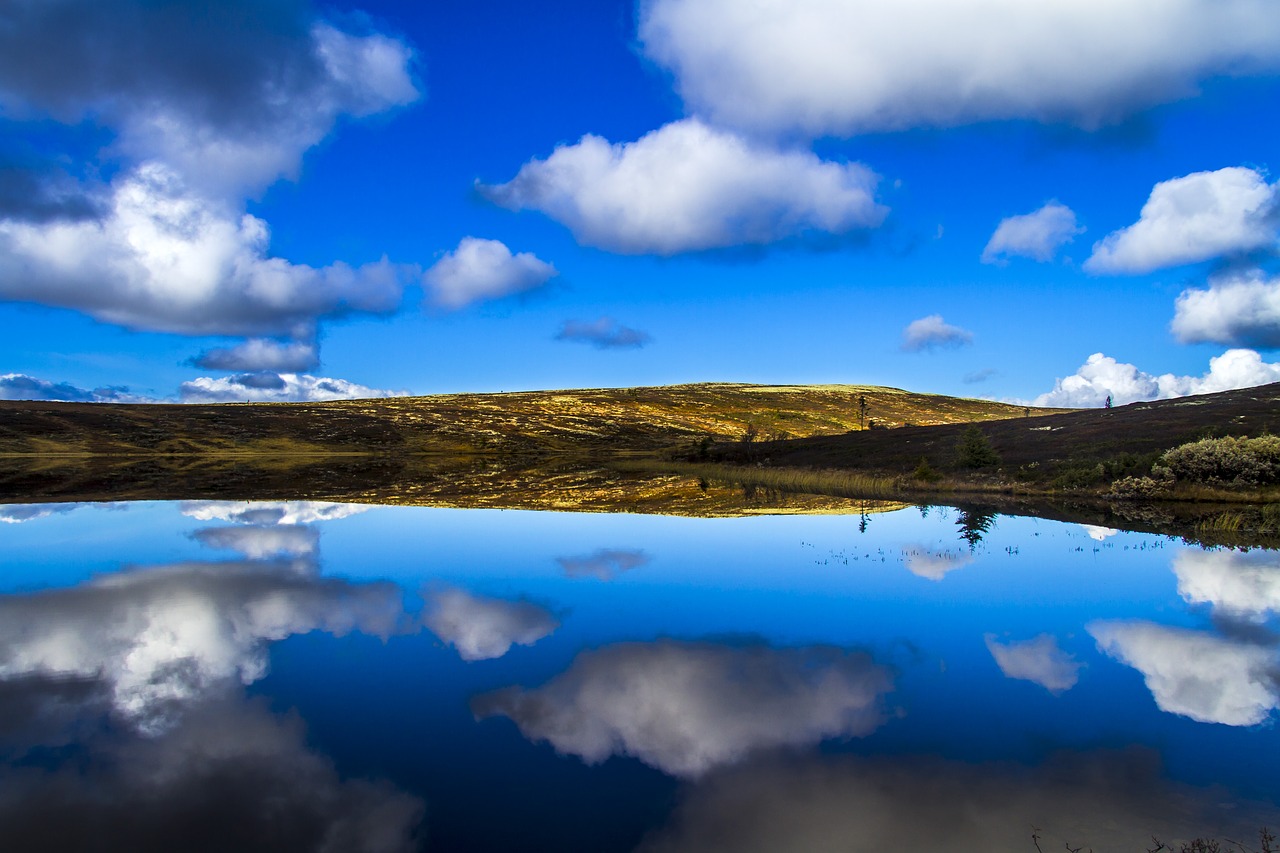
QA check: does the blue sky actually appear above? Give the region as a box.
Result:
[1,0,1279,406]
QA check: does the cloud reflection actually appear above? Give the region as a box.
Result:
[0,560,407,731]
[639,750,1274,852]
[193,524,319,559]
[903,547,973,581]
[473,639,893,777]
[1088,620,1279,726]
[984,633,1081,694]
[423,587,559,661]
[1174,549,1280,620]
[180,501,368,526]
[556,548,650,580]
[0,691,423,852]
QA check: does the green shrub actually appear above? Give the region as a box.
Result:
[1161,435,1280,486]
[955,426,1000,469]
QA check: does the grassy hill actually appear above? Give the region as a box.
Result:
[0,382,1054,458]
[709,382,1280,492]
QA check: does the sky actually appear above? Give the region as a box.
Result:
[1,0,1280,407]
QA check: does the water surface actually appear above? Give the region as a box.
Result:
[1,499,1277,851]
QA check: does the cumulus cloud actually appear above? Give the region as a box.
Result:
[0,373,148,402]
[1088,620,1279,726]
[0,166,406,339]
[1085,168,1279,274]
[192,339,321,373]
[0,1,418,199]
[178,371,400,403]
[1172,270,1280,348]
[422,238,558,310]
[639,750,1273,853]
[1033,349,1280,407]
[479,118,885,255]
[556,549,651,580]
[981,202,1083,264]
[1174,549,1280,620]
[0,690,423,852]
[900,315,973,353]
[903,547,973,581]
[984,633,1082,694]
[181,501,368,526]
[0,560,408,730]
[638,0,1280,135]
[1080,525,1119,541]
[472,639,892,777]
[0,503,86,524]
[0,2,419,358]
[422,587,558,662]
[193,525,319,560]
[555,318,651,350]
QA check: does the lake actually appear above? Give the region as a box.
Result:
[0,498,1277,851]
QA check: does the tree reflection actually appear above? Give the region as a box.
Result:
[956,508,997,549]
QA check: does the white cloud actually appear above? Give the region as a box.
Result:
[1172,270,1280,348]
[1033,349,1280,407]
[981,202,1083,264]
[556,549,651,580]
[639,0,1280,136]
[1080,525,1119,541]
[1088,620,1279,726]
[422,587,558,662]
[178,371,401,403]
[479,118,885,255]
[0,503,88,524]
[1085,168,1278,274]
[0,4,419,199]
[193,525,319,560]
[903,547,973,581]
[422,237,558,310]
[555,318,652,350]
[0,560,407,730]
[0,373,149,402]
[0,166,406,339]
[192,339,320,373]
[900,315,973,353]
[180,501,368,526]
[1174,549,1280,620]
[984,633,1081,694]
[473,640,892,777]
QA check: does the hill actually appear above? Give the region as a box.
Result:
[0,383,1055,458]
[709,382,1280,491]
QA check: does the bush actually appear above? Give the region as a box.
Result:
[912,456,941,482]
[1161,435,1280,486]
[955,426,1000,469]
[1106,475,1172,499]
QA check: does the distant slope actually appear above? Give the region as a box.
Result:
[720,383,1280,481]
[0,383,1059,458]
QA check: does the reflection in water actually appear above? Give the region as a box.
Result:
[0,500,427,850]
[194,523,320,558]
[0,561,408,730]
[181,500,369,526]
[0,689,423,852]
[1174,549,1280,619]
[1089,620,1279,726]
[903,547,972,581]
[423,586,560,661]
[556,548,650,580]
[1080,524,1119,541]
[984,633,1081,694]
[639,750,1269,852]
[955,508,997,549]
[473,640,892,777]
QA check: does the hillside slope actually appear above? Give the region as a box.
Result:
[0,383,1058,457]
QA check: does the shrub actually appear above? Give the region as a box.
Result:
[955,426,1000,469]
[1106,475,1172,500]
[912,456,941,482]
[1161,435,1280,486]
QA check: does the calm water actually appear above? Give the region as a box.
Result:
[1,499,1278,851]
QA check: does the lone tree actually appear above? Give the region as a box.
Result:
[858,395,868,430]
[955,425,1000,469]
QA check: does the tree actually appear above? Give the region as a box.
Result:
[858,395,868,430]
[955,425,1000,469]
